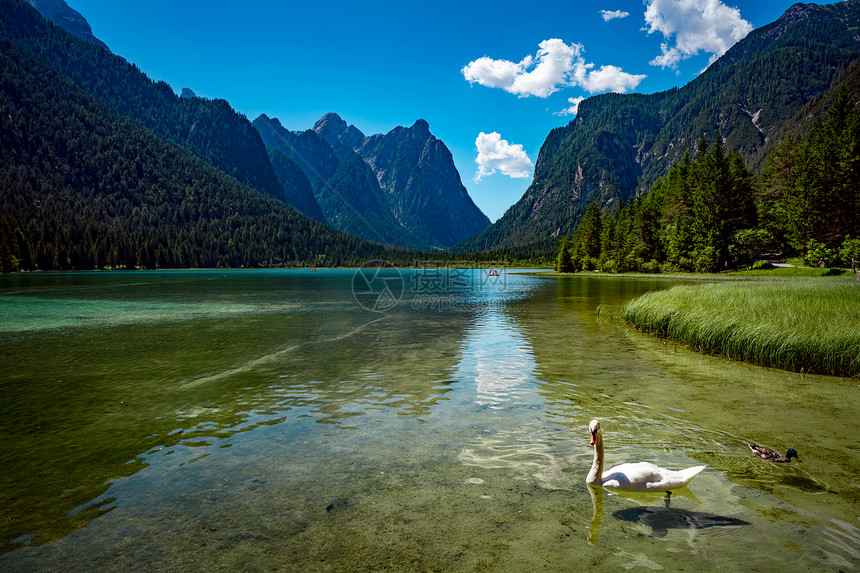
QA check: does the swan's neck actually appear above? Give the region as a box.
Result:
[586,432,604,485]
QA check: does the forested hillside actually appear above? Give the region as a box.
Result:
[0,38,392,271]
[1,0,284,200]
[458,0,860,255]
[557,66,860,274]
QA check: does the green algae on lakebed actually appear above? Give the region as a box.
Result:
[1,270,858,571]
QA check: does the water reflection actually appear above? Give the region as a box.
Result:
[459,310,535,409]
[612,506,750,539]
[588,485,604,545]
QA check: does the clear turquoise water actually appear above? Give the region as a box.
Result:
[0,269,857,571]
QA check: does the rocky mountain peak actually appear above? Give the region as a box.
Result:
[27,0,109,50]
[410,119,431,139]
[313,112,347,133]
[256,114,285,132]
[779,3,819,23]
[313,112,366,150]
[256,113,490,248]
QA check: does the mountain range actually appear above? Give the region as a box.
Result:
[3,0,860,269]
[254,113,490,249]
[1,0,490,269]
[0,0,409,270]
[456,0,860,253]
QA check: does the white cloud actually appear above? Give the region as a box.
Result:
[556,96,587,116]
[462,39,580,98]
[462,39,645,99]
[644,0,753,69]
[600,9,630,21]
[574,64,646,93]
[474,132,534,181]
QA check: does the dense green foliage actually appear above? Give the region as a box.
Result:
[557,77,860,273]
[0,38,397,271]
[759,87,860,254]
[559,137,756,272]
[622,279,860,377]
[457,1,860,254]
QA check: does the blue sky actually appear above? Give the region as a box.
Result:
[67,0,810,222]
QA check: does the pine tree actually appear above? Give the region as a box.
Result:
[556,237,574,273]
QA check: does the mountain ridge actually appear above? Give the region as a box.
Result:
[0,34,391,271]
[255,112,490,249]
[2,0,285,202]
[26,0,108,50]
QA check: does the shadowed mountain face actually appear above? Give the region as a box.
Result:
[27,0,108,50]
[254,112,490,249]
[267,148,327,223]
[455,0,860,253]
[354,118,491,248]
[254,114,421,247]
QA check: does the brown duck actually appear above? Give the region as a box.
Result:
[748,444,801,463]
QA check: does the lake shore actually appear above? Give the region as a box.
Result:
[533,270,859,377]
[621,277,860,378]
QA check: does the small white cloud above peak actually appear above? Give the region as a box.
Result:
[644,0,753,69]
[474,132,533,182]
[600,9,630,21]
[573,64,646,93]
[556,96,586,117]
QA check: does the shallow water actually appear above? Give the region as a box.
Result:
[0,269,857,571]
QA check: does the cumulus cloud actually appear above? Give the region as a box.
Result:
[573,64,646,93]
[462,39,645,98]
[462,39,581,98]
[644,0,753,69]
[556,96,587,117]
[474,132,534,181]
[600,9,630,21]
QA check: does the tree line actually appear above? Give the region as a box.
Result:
[556,88,860,273]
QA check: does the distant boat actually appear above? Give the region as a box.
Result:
[488,270,499,276]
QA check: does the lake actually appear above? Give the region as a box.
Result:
[0,268,857,571]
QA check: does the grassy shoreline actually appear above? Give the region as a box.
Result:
[621,277,860,378]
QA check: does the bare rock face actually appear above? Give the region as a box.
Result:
[255,114,422,248]
[256,112,489,248]
[356,119,491,248]
[27,0,109,50]
[311,113,490,248]
[313,113,366,151]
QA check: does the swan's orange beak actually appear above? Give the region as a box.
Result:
[589,431,596,446]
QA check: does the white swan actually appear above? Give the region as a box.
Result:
[587,419,706,505]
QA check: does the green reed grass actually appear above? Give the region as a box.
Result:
[622,278,860,377]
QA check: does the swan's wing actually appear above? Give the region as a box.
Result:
[601,463,706,491]
[601,462,664,490]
